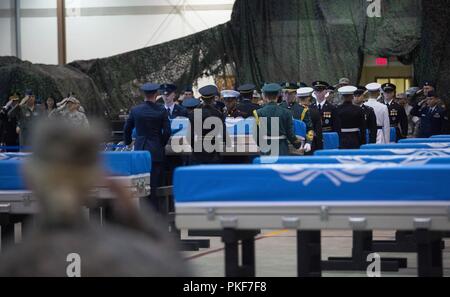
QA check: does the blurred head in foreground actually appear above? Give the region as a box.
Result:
[0,118,189,277]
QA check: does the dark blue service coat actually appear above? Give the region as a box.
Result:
[124,101,171,162]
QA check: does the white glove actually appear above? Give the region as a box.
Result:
[303,143,312,153]
[4,100,13,109]
[418,99,427,107]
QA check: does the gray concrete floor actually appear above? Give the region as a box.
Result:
[182,230,450,277]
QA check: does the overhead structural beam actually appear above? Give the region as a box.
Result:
[57,0,66,65]
[12,0,21,59]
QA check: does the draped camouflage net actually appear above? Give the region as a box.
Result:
[0,0,448,118]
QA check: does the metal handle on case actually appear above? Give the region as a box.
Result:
[0,203,11,213]
[282,217,300,229]
[413,218,432,229]
[220,216,238,228]
[349,217,367,229]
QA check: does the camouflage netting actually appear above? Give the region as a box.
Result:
[0,0,448,117]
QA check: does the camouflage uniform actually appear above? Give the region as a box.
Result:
[65,110,89,129]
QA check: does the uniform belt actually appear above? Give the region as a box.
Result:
[341,128,360,133]
[263,136,287,140]
[377,126,383,130]
[322,127,333,132]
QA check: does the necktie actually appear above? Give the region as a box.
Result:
[167,107,171,116]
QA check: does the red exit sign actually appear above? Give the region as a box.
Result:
[376,57,388,66]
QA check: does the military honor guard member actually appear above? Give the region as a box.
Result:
[7,90,44,150]
[181,94,201,113]
[160,83,188,183]
[237,83,260,118]
[0,93,20,151]
[353,86,377,144]
[280,83,313,123]
[410,90,449,138]
[160,83,188,119]
[182,85,195,100]
[278,83,314,152]
[311,81,339,133]
[253,83,302,156]
[380,83,408,141]
[297,87,322,153]
[364,83,390,144]
[124,83,171,211]
[222,90,244,118]
[336,86,366,149]
[188,85,227,165]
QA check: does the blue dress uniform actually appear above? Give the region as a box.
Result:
[181,97,201,113]
[124,83,171,210]
[311,81,340,133]
[336,86,366,149]
[410,91,449,138]
[168,104,188,119]
[236,84,260,118]
[253,83,302,156]
[379,83,408,140]
[159,83,189,119]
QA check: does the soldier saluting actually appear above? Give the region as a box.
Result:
[410,90,449,138]
[8,90,44,151]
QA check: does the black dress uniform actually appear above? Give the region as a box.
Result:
[379,83,408,140]
[354,86,377,144]
[222,89,244,118]
[336,86,366,149]
[237,84,260,118]
[312,100,340,133]
[297,87,323,152]
[361,104,377,144]
[225,106,244,118]
[124,83,171,211]
[308,106,324,151]
[188,85,227,165]
[410,92,449,138]
[311,81,340,133]
[0,96,20,151]
[215,101,226,113]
